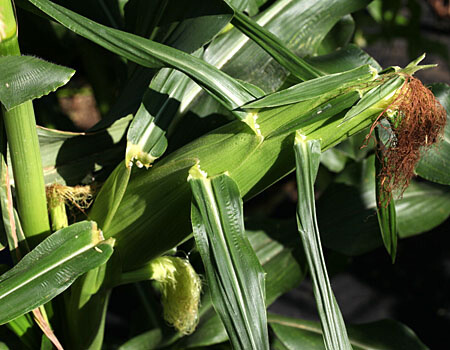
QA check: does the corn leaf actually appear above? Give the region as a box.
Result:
[97,0,236,130]
[25,0,256,111]
[415,83,450,185]
[374,128,397,263]
[0,221,114,325]
[0,55,74,111]
[269,313,428,350]
[306,44,382,74]
[180,0,371,116]
[125,68,191,168]
[189,168,269,350]
[242,64,376,109]
[88,164,131,233]
[294,135,351,350]
[342,76,405,124]
[231,11,324,81]
[36,116,130,185]
[318,156,450,256]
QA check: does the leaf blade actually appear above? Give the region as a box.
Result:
[0,221,114,325]
[189,167,269,350]
[294,134,351,350]
[26,0,255,111]
[0,55,74,110]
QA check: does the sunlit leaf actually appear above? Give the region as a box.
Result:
[0,221,114,325]
[189,167,269,350]
[0,55,74,110]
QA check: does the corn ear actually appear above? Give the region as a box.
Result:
[104,73,408,270]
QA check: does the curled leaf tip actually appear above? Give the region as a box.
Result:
[188,163,208,181]
[294,131,308,144]
[125,143,156,169]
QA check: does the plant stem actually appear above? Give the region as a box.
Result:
[0,0,50,246]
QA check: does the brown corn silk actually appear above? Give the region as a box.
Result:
[373,75,446,199]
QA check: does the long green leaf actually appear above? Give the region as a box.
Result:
[319,155,450,256]
[180,0,371,116]
[294,134,351,350]
[96,0,236,130]
[242,64,376,109]
[0,221,114,325]
[189,167,269,350]
[125,68,191,168]
[231,11,323,81]
[269,313,428,350]
[0,55,74,111]
[26,0,256,112]
[374,128,397,262]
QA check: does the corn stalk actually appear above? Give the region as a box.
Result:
[0,0,50,246]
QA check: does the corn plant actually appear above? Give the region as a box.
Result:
[0,0,448,349]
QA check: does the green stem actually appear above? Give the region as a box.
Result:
[0,0,50,246]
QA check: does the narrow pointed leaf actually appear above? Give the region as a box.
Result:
[306,44,382,75]
[375,128,397,262]
[269,313,428,350]
[0,55,74,110]
[26,0,256,111]
[243,64,377,109]
[88,165,131,233]
[125,68,191,168]
[180,0,371,115]
[0,221,114,325]
[342,76,405,124]
[231,11,323,81]
[294,134,351,350]
[97,0,236,130]
[189,167,269,350]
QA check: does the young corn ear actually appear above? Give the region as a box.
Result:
[121,256,202,334]
[150,256,202,335]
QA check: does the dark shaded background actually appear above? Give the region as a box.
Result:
[269,2,450,349]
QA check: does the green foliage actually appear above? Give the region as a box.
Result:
[0,0,447,348]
